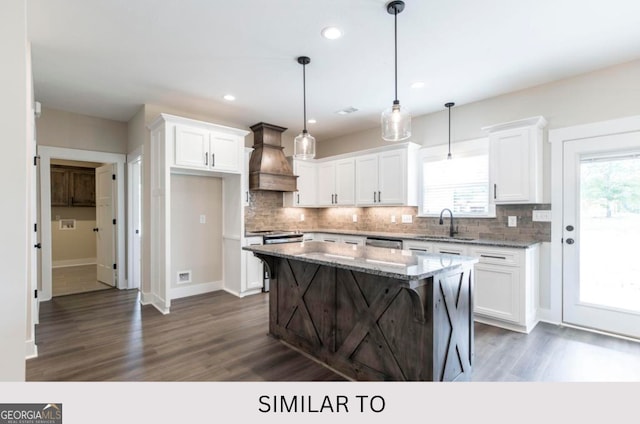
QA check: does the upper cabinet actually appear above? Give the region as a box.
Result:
[484,116,546,204]
[355,144,419,206]
[283,158,317,207]
[317,158,356,206]
[283,142,419,208]
[171,117,246,174]
[51,165,96,207]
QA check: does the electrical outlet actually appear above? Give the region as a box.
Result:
[508,216,517,227]
[199,214,206,224]
[352,214,358,222]
[532,210,552,222]
[300,214,305,222]
[401,214,412,224]
[391,215,396,223]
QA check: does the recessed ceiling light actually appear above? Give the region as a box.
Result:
[411,81,425,89]
[321,26,343,40]
[307,119,317,124]
[223,94,236,101]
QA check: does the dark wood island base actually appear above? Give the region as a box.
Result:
[251,243,476,382]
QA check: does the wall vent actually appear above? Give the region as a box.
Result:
[177,270,192,284]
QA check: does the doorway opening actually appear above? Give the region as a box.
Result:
[38,146,127,302]
[50,159,115,296]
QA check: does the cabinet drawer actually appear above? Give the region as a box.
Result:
[469,247,520,267]
[432,243,467,256]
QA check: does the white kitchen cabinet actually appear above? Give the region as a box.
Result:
[484,116,546,204]
[355,143,419,206]
[173,122,243,174]
[283,158,317,207]
[402,239,433,253]
[243,236,264,294]
[317,159,355,206]
[315,233,364,245]
[468,244,539,333]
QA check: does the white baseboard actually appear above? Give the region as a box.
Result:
[52,258,96,268]
[139,291,153,305]
[170,280,223,300]
[536,307,561,325]
[224,287,264,298]
[151,293,170,315]
[25,339,38,359]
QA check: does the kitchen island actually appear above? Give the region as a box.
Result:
[243,241,478,381]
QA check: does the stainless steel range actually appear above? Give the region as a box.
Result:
[249,230,304,291]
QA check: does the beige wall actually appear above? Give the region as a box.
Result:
[170,174,223,287]
[51,207,97,264]
[37,107,127,154]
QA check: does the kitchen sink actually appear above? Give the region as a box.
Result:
[415,235,475,241]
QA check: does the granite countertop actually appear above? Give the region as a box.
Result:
[245,228,540,249]
[242,241,478,281]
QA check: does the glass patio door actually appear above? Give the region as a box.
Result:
[563,131,640,339]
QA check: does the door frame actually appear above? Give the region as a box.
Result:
[127,145,143,290]
[549,115,640,326]
[38,146,126,301]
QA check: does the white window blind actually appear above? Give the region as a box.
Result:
[419,138,494,217]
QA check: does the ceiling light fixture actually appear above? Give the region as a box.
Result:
[411,81,425,89]
[294,56,316,160]
[381,1,411,142]
[445,102,455,160]
[321,26,343,40]
[307,119,317,124]
[223,94,235,101]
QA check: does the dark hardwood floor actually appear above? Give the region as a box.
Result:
[26,289,640,382]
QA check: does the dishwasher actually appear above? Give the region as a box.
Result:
[364,236,404,249]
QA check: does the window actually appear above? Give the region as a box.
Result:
[418,138,495,217]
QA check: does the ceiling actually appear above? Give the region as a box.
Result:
[27,0,640,141]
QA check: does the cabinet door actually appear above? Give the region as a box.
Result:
[174,124,210,169]
[244,239,265,292]
[490,128,530,203]
[316,162,336,206]
[295,160,317,206]
[210,132,240,172]
[50,167,69,206]
[334,158,355,205]
[473,262,521,323]
[69,169,96,206]
[355,153,379,205]
[378,149,406,205]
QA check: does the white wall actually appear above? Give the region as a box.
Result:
[0,0,28,381]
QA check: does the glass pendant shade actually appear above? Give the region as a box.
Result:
[381,101,411,141]
[294,129,316,160]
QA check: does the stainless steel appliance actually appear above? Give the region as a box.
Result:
[365,236,403,249]
[251,230,304,291]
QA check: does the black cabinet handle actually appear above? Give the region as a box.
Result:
[335,193,338,204]
[378,191,381,203]
[480,254,507,260]
[297,193,300,204]
[494,184,497,199]
[212,153,215,167]
[374,191,377,203]
[205,152,208,166]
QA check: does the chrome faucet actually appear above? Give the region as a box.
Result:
[439,208,458,238]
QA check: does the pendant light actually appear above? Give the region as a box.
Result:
[445,102,454,160]
[294,56,316,160]
[381,1,411,142]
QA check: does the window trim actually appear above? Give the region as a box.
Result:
[417,138,496,218]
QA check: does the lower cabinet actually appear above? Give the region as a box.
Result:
[467,245,539,333]
[316,233,365,246]
[243,237,264,295]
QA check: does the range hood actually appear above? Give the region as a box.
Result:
[248,122,298,192]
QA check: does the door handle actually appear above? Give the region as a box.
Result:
[566,225,574,231]
[566,238,575,245]
[93,228,99,232]
[34,243,41,249]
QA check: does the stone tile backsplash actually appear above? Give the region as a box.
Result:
[245,191,551,242]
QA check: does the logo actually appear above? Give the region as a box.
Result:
[0,404,62,424]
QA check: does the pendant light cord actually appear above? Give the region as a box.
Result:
[394,9,398,102]
[302,62,307,132]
